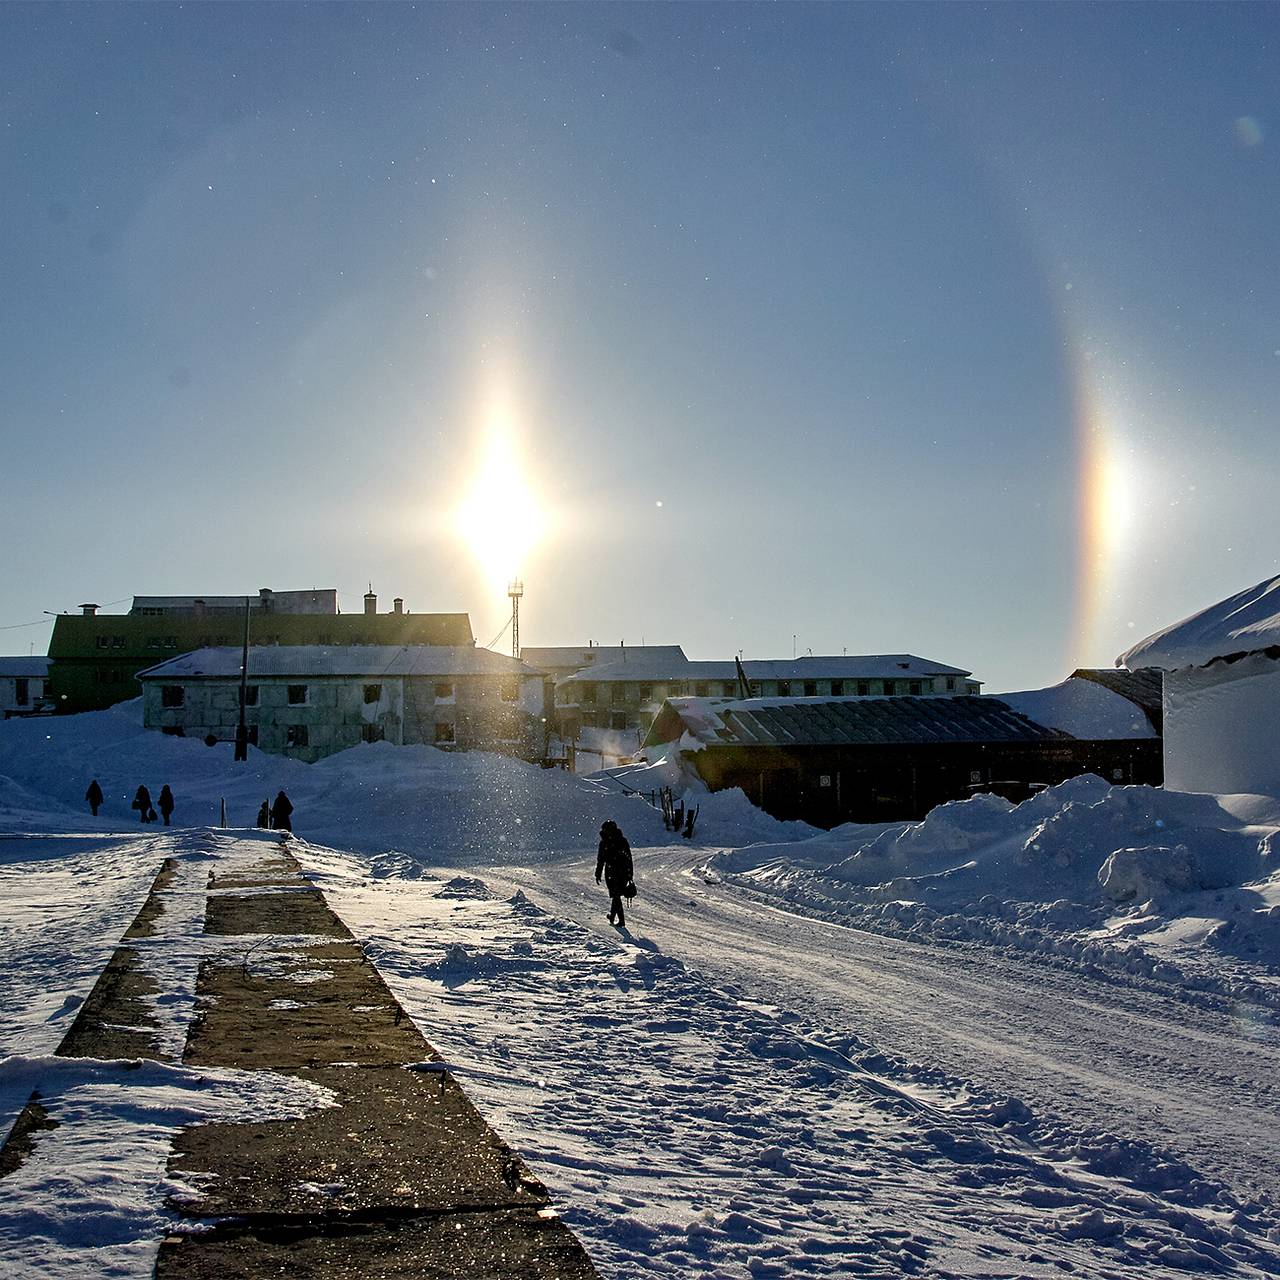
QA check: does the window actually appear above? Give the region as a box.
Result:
[287,684,307,705]
[580,683,596,704]
[803,681,817,696]
[694,682,709,697]
[831,680,844,696]
[883,680,897,696]
[856,681,870,696]
[147,635,163,649]
[286,724,309,747]
[723,682,738,697]
[908,681,922,695]
[96,635,110,649]
[246,725,259,746]
[110,636,125,649]
[361,723,384,743]
[611,684,626,705]
[244,685,259,706]
[777,681,791,697]
[434,721,455,744]
[946,677,956,692]
[610,711,628,730]
[500,678,520,702]
[164,636,178,650]
[363,683,382,704]
[638,684,653,701]
[161,685,185,708]
[14,679,28,706]
[434,681,453,699]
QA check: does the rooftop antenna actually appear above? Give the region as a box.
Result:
[508,579,524,659]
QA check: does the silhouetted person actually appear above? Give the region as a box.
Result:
[85,779,103,817]
[158,785,174,826]
[595,820,634,928]
[133,784,152,825]
[256,800,270,828]
[270,790,293,832]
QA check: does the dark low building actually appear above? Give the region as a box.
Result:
[643,691,1163,827]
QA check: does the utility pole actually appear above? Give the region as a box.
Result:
[234,597,250,762]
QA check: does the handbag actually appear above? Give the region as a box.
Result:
[622,881,637,900]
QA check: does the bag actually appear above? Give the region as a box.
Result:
[147,808,158,822]
[622,881,637,900]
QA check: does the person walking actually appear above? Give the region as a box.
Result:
[85,779,104,817]
[270,790,293,832]
[595,820,634,928]
[158,784,175,826]
[132,784,152,825]
[256,800,270,828]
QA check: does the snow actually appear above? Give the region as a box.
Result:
[1120,572,1280,671]
[4,700,1280,1276]
[998,676,1157,739]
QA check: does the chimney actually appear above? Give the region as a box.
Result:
[79,603,99,617]
[259,587,273,613]
[364,588,377,616]
[193,598,207,618]
[393,597,403,615]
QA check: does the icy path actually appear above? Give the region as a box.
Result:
[482,845,1280,1209]
[305,843,1280,1279]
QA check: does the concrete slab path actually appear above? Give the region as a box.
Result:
[2,831,599,1279]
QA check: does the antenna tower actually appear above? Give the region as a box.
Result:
[508,579,524,659]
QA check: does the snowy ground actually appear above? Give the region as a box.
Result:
[3,703,1280,1276]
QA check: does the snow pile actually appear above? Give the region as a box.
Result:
[0,699,814,857]
[997,676,1156,739]
[701,775,1280,1001]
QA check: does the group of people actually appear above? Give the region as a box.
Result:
[127,782,175,825]
[257,792,294,832]
[84,779,294,832]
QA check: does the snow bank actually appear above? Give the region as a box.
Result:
[0,700,811,858]
[701,775,1280,1004]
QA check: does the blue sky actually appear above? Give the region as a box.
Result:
[2,2,1277,690]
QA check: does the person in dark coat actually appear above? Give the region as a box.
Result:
[595,820,634,928]
[85,780,104,817]
[270,790,293,832]
[256,800,270,828]
[132,784,152,824]
[158,785,175,826]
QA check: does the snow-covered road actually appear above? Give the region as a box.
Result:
[480,844,1280,1209]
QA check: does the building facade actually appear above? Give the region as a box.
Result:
[137,645,545,763]
[47,589,474,713]
[0,657,51,718]
[555,653,982,740]
[1120,573,1280,796]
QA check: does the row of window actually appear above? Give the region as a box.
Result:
[161,681,468,709]
[568,676,957,704]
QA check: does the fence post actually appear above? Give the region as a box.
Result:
[220,797,226,828]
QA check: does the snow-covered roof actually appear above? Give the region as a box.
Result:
[645,694,1059,750]
[561,654,973,684]
[0,657,49,678]
[1119,574,1280,671]
[521,645,687,672]
[997,678,1157,741]
[136,646,536,681]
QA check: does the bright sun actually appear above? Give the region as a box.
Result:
[456,432,544,587]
